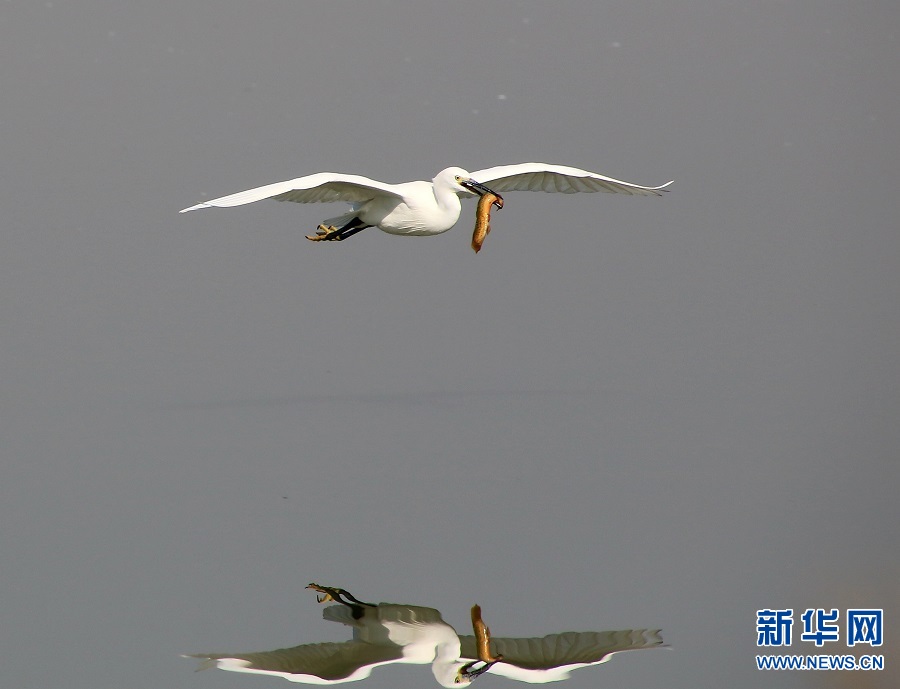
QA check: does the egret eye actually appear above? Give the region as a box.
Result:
[455,176,462,182]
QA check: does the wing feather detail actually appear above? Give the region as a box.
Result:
[458,629,664,670]
[470,163,672,197]
[185,640,405,682]
[180,174,404,213]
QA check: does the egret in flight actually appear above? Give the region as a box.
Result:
[184,583,665,686]
[180,164,672,245]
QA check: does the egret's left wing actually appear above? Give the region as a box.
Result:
[179,173,405,213]
[458,629,664,682]
[470,163,672,196]
[185,639,405,683]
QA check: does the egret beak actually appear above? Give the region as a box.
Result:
[458,659,502,682]
[461,179,504,208]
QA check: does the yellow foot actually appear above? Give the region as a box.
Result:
[305,225,344,241]
[306,582,337,603]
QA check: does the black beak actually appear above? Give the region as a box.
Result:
[459,659,502,682]
[461,179,503,206]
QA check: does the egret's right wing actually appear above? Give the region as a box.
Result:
[185,639,405,683]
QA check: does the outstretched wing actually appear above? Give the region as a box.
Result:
[184,640,406,684]
[470,163,672,196]
[458,629,664,682]
[180,173,405,213]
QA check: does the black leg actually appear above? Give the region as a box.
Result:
[306,217,372,242]
[307,583,375,608]
[331,587,375,607]
[333,218,371,241]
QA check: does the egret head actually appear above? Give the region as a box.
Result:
[432,660,470,688]
[436,167,501,201]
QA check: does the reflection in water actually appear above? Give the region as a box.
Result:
[185,583,664,686]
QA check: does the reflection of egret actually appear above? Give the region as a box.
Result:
[180,164,672,244]
[185,584,664,687]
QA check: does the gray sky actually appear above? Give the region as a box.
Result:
[1,2,897,689]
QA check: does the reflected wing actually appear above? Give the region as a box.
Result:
[185,640,405,683]
[470,163,672,196]
[459,629,664,681]
[180,173,405,212]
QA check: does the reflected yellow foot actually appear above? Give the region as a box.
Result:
[305,225,344,241]
[306,582,337,603]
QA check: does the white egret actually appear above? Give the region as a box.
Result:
[180,164,672,245]
[184,584,664,687]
